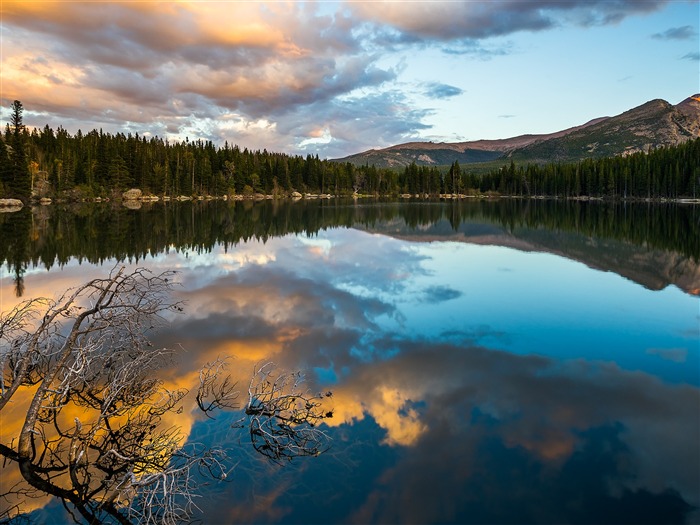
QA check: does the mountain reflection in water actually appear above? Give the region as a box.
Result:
[1,200,698,524]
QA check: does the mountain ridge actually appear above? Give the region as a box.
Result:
[356,216,700,296]
[333,95,700,168]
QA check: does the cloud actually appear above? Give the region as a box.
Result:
[0,0,428,158]
[287,91,433,158]
[322,339,700,520]
[682,51,700,62]
[419,285,462,303]
[349,2,551,41]
[176,84,432,158]
[0,0,677,158]
[181,327,700,524]
[646,347,688,363]
[423,83,464,99]
[441,40,515,58]
[0,2,397,153]
[134,240,698,515]
[349,1,669,41]
[652,25,698,40]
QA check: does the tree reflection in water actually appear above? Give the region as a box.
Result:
[0,266,332,524]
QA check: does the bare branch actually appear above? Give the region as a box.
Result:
[196,357,240,419]
[240,362,333,464]
[0,267,332,524]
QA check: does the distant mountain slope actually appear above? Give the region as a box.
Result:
[510,95,700,163]
[333,95,700,168]
[356,217,700,296]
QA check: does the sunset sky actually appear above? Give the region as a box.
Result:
[1,1,698,159]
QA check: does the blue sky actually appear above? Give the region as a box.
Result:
[1,1,698,158]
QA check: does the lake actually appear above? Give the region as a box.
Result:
[1,198,699,524]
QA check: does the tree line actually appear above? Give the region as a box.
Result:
[0,101,392,201]
[473,138,700,199]
[1,100,699,202]
[2,198,697,298]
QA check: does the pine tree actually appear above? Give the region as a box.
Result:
[0,134,11,197]
[7,100,31,201]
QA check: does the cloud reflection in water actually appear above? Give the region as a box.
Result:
[158,229,699,524]
[2,226,698,524]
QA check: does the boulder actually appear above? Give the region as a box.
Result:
[122,188,143,200]
[0,198,24,207]
[122,200,142,210]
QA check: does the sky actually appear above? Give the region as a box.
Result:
[1,1,698,159]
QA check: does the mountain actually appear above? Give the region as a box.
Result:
[333,95,700,168]
[356,217,700,296]
[511,95,700,163]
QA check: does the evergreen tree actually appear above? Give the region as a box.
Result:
[0,134,11,197]
[108,155,131,189]
[7,100,31,201]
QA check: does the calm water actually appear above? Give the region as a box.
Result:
[1,199,699,524]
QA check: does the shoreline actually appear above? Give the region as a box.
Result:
[2,193,699,212]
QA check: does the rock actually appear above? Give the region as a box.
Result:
[0,198,24,208]
[122,200,142,210]
[291,191,302,199]
[39,197,52,205]
[122,188,143,200]
[33,178,51,198]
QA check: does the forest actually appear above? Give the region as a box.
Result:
[1,100,699,202]
[2,198,698,297]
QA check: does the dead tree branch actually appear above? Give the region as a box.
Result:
[0,267,332,524]
[239,362,333,464]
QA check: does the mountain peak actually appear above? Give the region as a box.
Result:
[332,96,700,167]
[677,94,700,108]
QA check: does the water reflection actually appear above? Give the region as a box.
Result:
[170,237,697,523]
[1,199,699,298]
[1,201,698,524]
